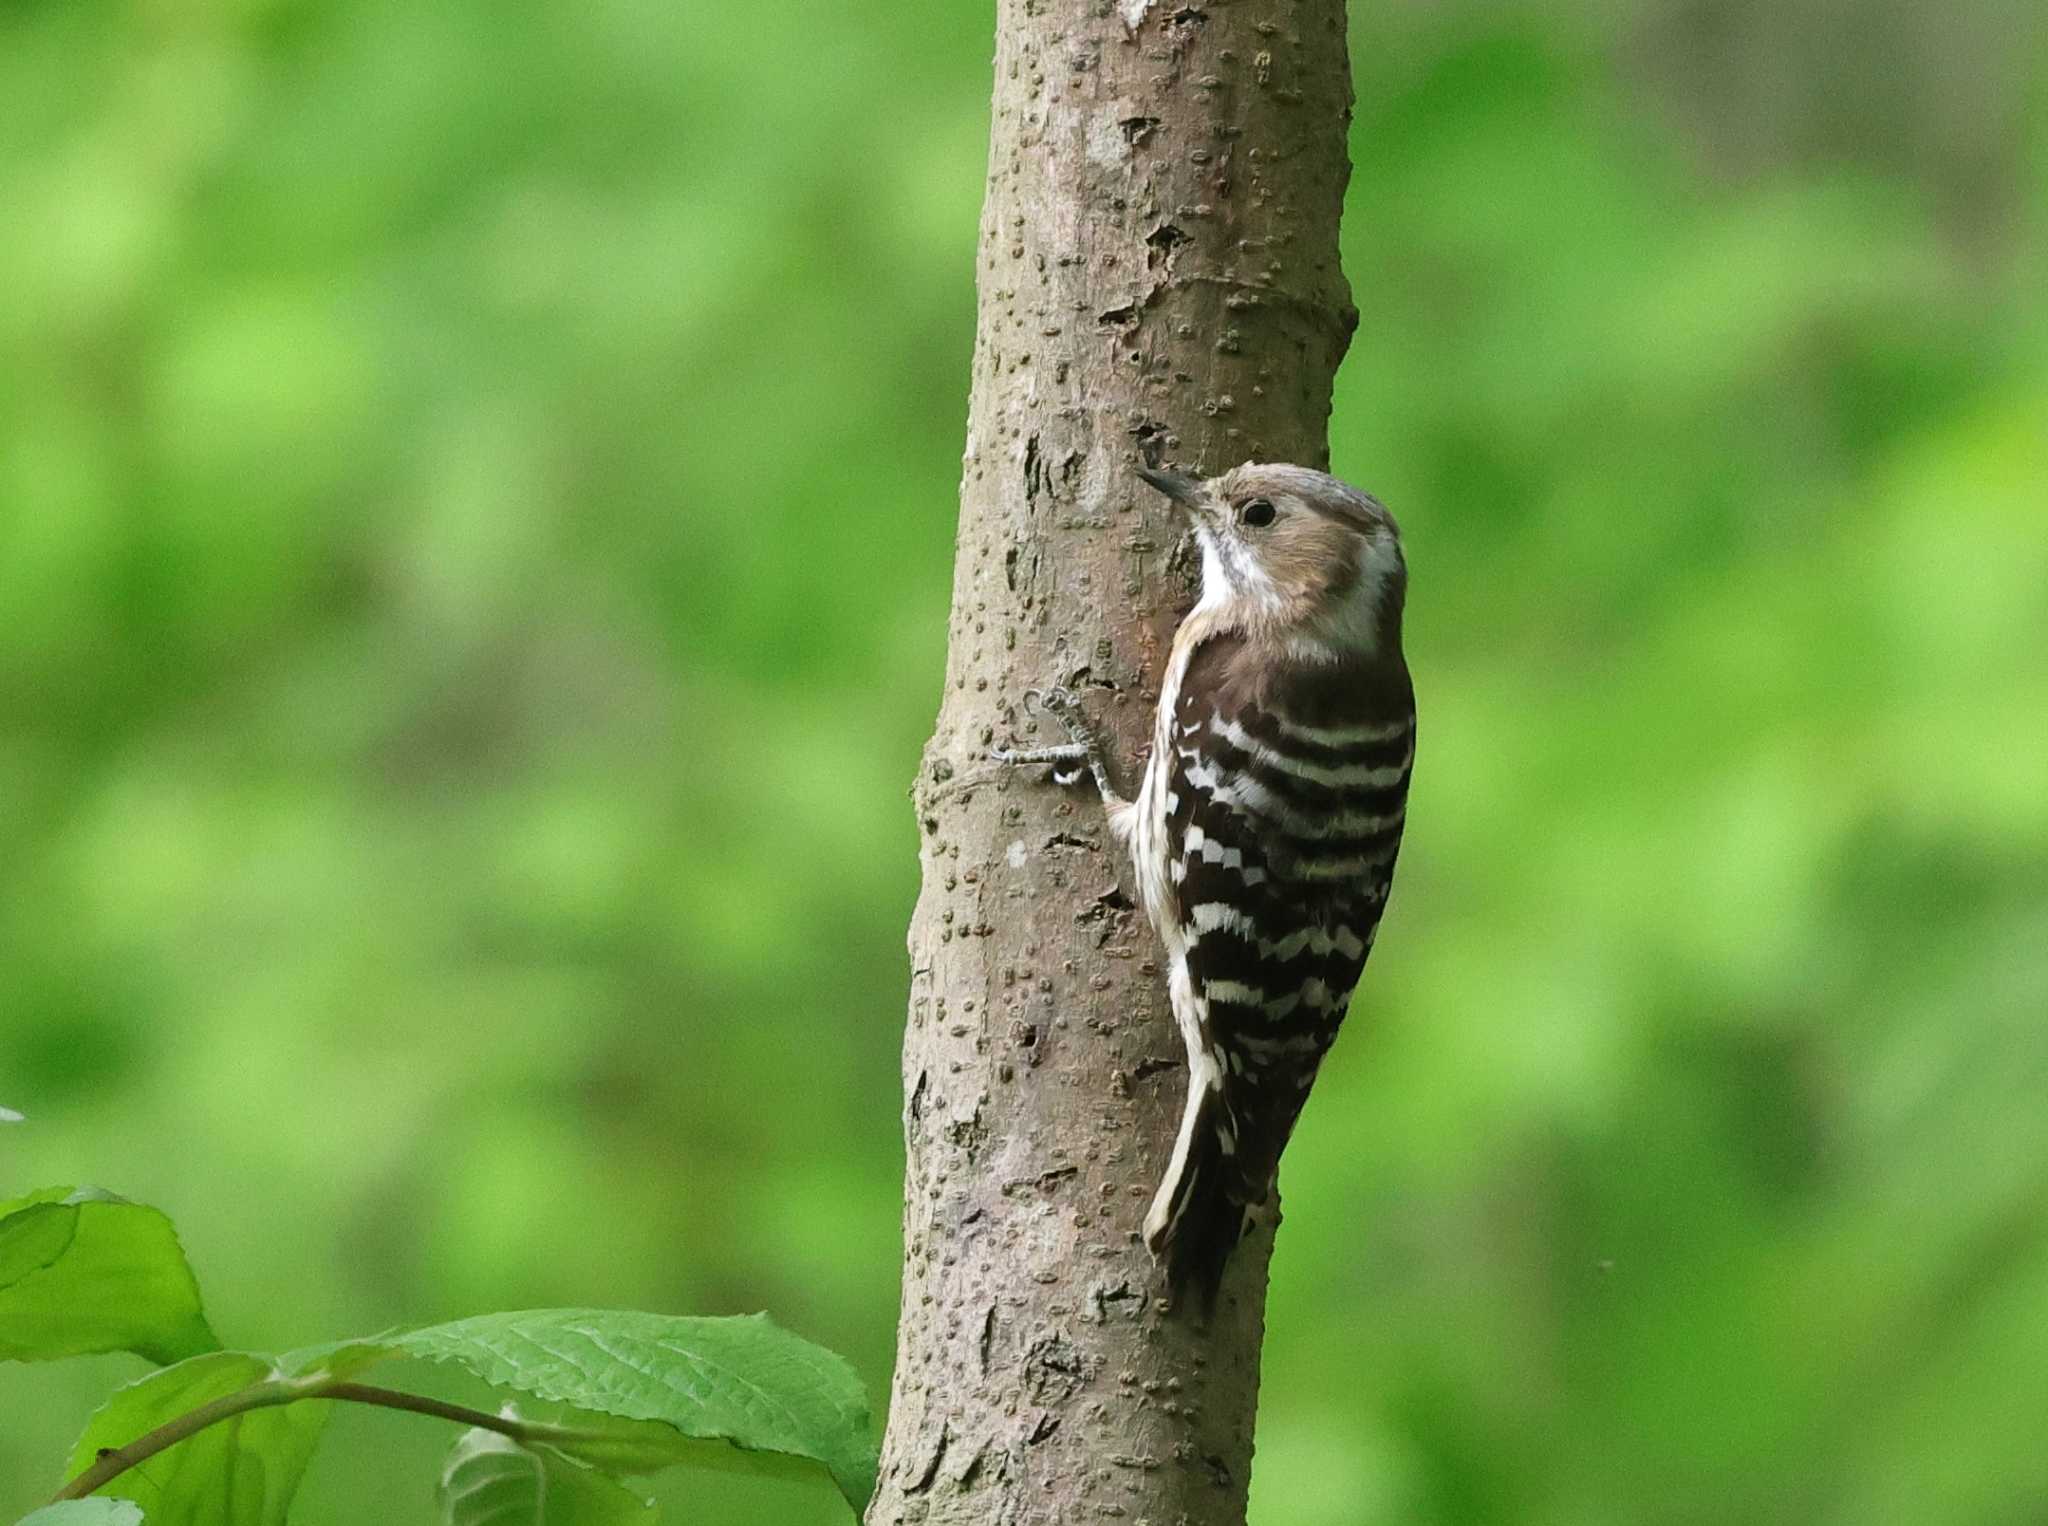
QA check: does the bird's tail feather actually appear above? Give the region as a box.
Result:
[1143,1076,1246,1313]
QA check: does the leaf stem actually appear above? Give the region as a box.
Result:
[317,1381,533,1438]
[51,1376,550,1504]
[52,1381,302,1502]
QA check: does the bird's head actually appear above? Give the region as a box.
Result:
[1138,461,1406,659]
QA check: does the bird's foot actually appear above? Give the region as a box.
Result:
[991,688,1123,804]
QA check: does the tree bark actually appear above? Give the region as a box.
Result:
[872,3,1355,1522]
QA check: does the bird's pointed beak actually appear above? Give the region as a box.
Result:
[1137,465,1205,511]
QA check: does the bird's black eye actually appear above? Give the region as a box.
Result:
[1239,498,1276,528]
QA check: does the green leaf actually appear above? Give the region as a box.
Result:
[439,1427,655,1526]
[296,1310,877,1512]
[0,1187,218,1365]
[62,1352,328,1526]
[16,1503,146,1526]
[496,1402,839,1493]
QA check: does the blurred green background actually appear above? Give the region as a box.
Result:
[3,0,2044,1521]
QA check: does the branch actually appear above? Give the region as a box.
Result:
[51,1377,607,1505]
[870,1,1356,1519]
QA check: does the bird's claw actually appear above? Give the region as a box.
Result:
[992,686,1098,781]
[1028,686,1084,723]
[990,683,1124,809]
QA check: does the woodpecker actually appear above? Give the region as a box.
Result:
[994,461,1414,1307]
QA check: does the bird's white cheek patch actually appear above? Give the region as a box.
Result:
[1193,531,1234,614]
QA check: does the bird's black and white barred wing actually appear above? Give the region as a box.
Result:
[1144,637,1414,1295]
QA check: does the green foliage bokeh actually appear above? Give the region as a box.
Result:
[2,0,2043,1521]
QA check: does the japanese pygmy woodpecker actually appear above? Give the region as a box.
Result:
[994,461,1414,1306]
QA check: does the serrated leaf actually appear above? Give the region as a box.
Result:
[62,1352,327,1526]
[16,1503,146,1526]
[439,1428,655,1526]
[294,1310,877,1512]
[0,1187,218,1365]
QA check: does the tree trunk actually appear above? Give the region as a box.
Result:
[872,3,1356,1522]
